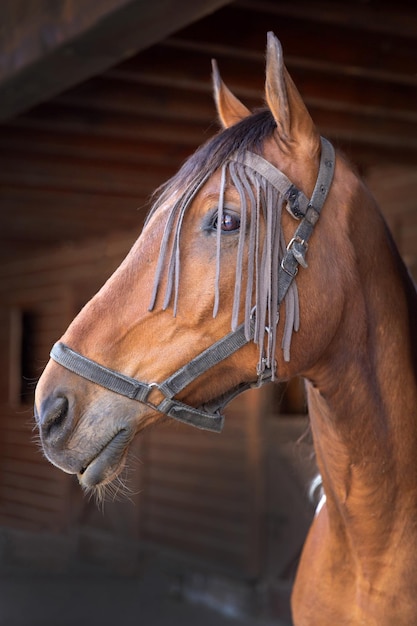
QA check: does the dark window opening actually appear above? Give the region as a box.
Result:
[20,310,39,404]
[10,308,40,406]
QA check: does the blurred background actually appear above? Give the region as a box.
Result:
[0,1,416,624]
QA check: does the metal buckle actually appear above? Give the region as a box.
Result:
[281,254,298,278]
[281,235,309,276]
[287,235,308,251]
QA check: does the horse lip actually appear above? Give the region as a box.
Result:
[78,429,132,488]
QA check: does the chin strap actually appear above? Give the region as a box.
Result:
[50,138,335,433]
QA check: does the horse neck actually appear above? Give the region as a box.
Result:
[305,188,417,558]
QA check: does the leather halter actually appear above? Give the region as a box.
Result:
[50,138,335,433]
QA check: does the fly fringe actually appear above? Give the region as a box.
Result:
[147,157,300,378]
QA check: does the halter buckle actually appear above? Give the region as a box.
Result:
[287,235,308,251]
[281,255,299,278]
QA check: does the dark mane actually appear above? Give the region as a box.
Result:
[149,109,277,211]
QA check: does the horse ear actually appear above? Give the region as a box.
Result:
[212,59,251,129]
[265,32,318,148]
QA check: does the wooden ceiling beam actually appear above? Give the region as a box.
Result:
[236,0,417,38]
[0,0,233,122]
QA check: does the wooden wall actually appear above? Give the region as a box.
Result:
[0,233,135,532]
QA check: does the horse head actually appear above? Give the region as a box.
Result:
[34,33,354,493]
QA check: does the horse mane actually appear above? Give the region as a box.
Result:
[146,109,300,377]
[147,109,277,211]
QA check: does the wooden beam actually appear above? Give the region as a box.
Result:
[0,0,233,122]
[0,127,193,168]
[9,103,210,146]
[236,0,417,38]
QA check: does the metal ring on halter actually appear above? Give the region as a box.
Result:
[144,381,161,404]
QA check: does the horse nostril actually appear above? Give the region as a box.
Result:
[41,395,69,441]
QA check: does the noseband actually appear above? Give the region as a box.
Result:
[50,138,335,433]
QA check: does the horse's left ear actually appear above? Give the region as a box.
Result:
[212,59,251,129]
[265,32,318,150]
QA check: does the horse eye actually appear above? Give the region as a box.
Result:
[213,211,241,233]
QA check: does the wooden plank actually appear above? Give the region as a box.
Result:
[1,471,66,498]
[0,151,172,197]
[1,444,51,465]
[0,231,133,280]
[0,126,193,168]
[9,103,209,147]
[0,500,64,527]
[1,486,64,512]
[1,429,40,448]
[1,458,66,482]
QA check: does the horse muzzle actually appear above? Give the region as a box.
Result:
[35,371,138,488]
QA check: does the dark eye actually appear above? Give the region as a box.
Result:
[213,211,241,233]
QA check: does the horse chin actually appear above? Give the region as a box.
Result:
[77,428,133,490]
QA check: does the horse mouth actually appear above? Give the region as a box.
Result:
[78,429,132,489]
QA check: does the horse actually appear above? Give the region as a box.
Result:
[34,32,417,625]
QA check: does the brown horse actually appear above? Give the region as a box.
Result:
[35,33,417,625]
